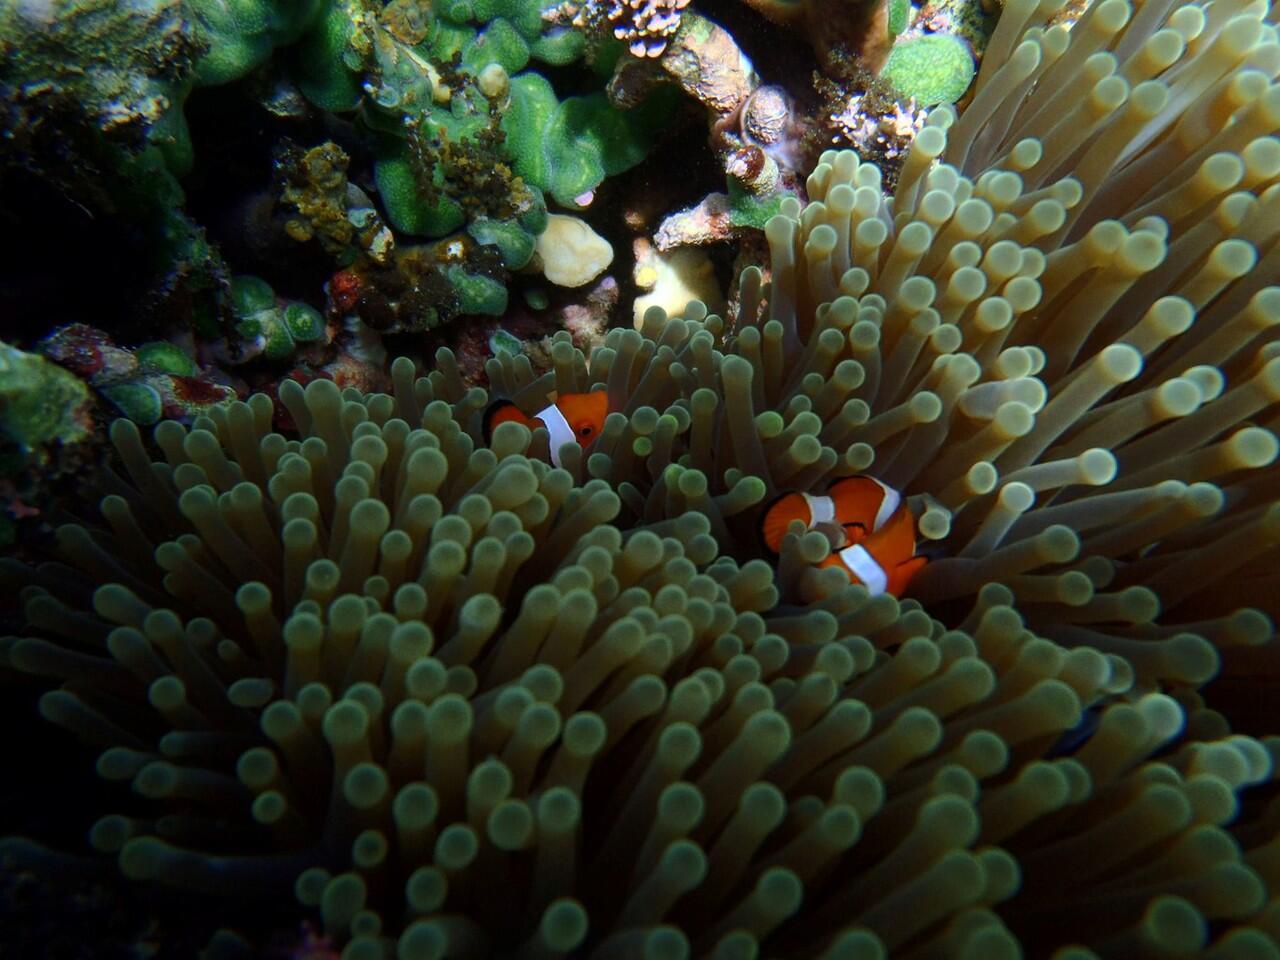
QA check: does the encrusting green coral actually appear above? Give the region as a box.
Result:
[881,33,977,107]
[6,0,1280,955]
[0,343,93,457]
[364,0,677,233]
[229,276,330,363]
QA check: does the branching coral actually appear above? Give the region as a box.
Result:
[6,0,1280,955]
[276,142,396,268]
[556,0,693,58]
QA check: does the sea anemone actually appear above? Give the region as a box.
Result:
[5,0,1280,955]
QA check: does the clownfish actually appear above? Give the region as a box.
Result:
[484,392,609,467]
[760,476,927,597]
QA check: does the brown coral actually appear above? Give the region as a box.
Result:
[736,0,893,72]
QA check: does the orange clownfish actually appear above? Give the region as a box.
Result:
[484,392,609,467]
[760,476,927,597]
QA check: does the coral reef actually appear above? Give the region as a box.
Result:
[737,0,985,95]
[225,277,332,365]
[1,0,684,374]
[0,341,97,547]
[0,0,229,324]
[333,239,511,335]
[597,8,807,247]
[4,0,1280,957]
[0,0,201,198]
[431,276,618,389]
[820,80,929,191]
[366,0,680,222]
[40,325,238,426]
[276,142,396,268]
[736,0,892,73]
[557,0,693,58]
[0,341,93,459]
[747,0,986,187]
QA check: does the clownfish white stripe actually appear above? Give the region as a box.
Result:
[537,402,576,468]
[802,493,836,526]
[871,479,901,533]
[838,544,889,596]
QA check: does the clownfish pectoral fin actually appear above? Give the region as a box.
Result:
[887,555,928,598]
[482,399,528,444]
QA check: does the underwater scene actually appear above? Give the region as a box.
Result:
[3,0,1280,956]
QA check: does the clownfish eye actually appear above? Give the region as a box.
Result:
[579,425,594,437]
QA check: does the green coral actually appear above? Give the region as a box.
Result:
[887,0,912,39]
[292,0,364,110]
[230,275,277,316]
[188,0,323,86]
[727,181,797,231]
[283,302,327,342]
[488,328,524,355]
[468,216,538,269]
[0,342,92,453]
[374,146,468,238]
[228,276,328,362]
[445,265,508,315]
[99,382,164,426]
[881,33,976,107]
[367,0,673,226]
[135,342,200,377]
[500,74,677,208]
